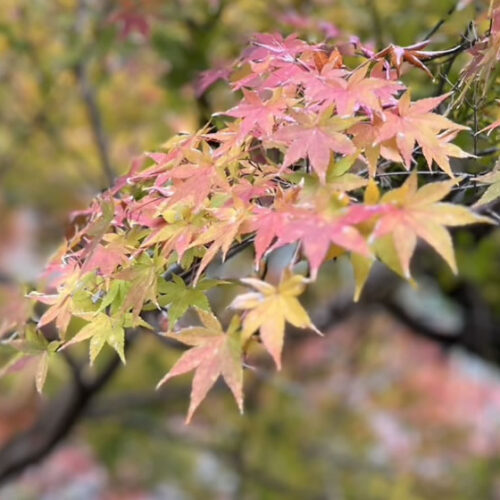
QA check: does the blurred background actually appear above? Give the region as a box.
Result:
[2,0,500,498]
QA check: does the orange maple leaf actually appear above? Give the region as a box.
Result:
[375,91,469,175]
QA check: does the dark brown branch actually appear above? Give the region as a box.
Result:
[74,0,115,186]
[0,333,136,484]
[424,2,459,40]
[75,62,115,186]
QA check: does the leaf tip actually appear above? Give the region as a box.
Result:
[156,374,169,390]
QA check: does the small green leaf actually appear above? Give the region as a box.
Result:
[158,276,220,326]
[64,313,126,365]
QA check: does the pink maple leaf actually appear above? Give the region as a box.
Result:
[224,89,289,137]
[273,112,356,182]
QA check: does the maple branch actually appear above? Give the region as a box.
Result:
[60,351,86,390]
[169,235,255,283]
[380,299,460,346]
[85,386,187,418]
[357,256,500,360]
[424,2,459,40]
[476,147,500,157]
[0,332,137,484]
[74,0,115,187]
[75,62,115,187]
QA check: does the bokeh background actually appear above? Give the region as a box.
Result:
[2,0,500,498]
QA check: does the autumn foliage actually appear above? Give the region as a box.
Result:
[6,7,500,424]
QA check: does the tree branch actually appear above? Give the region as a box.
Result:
[75,62,115,186]
[0,333,136,484]
[74,0,115,186]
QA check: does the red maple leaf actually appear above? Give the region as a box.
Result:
[273,112,357,182]
[195,66,231,97]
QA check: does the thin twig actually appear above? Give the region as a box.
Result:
[424,2,458,40]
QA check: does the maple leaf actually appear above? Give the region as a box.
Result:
[350,117,400,176]
[156,309,243,424]
[260,59,310,90]
[195,65,231,97]
[245,33,310,63]
[372,172,492,278]
[478,101,500,135]
[375,91,469,175]
[142,204,210,262]
[230,270,320,369]
[312,47,344,72]
[63,312,126,365]
[273,111,358,182]
[0,284,31,338]
[251,202,376,278]
[473,169,500,206]
[189,201,253,283]
[223,89,289,138]
[115,254,164,317]
[205,121,249,159]
[324,154,369,191]
[155,146,231,210]
[33,267,84,338]
[156,165,217,210]
[251,207,289,265]
[461,8,500,89]
[304,65,403,116]
[82,240,129,277]
[0,325,59,393]
[158,275,221,326]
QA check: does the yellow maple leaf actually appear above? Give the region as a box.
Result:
[230,270,320,369]
[373,171,493,278]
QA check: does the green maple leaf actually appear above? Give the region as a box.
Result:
[63,312,126,365]
[158,275,221,326]
[0,325,60,393]
[474,170,500,207]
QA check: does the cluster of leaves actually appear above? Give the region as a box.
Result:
[7,12,500,422]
